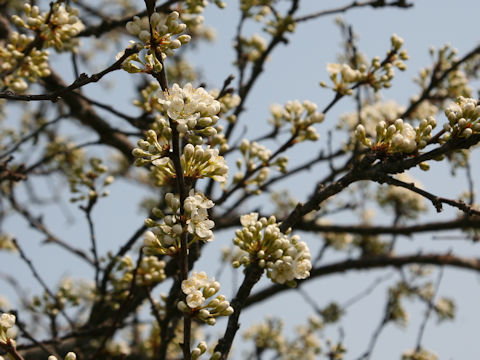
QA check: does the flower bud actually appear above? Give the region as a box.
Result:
[150,12,161,27]
[177,301,188,312]
[65,353,77,360]
[139,30,151,42]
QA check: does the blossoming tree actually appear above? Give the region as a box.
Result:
[0,1,479,359]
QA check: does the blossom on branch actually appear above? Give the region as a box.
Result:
[158,83,221,135]
[177,271,233,325]
[144,190,216,255]
[233,213,312,285]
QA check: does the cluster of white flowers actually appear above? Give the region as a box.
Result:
[30,277,94,317]
[356,117,436,155]
[126,11,191,59]
[144,190,215,255]
[177,271,233,325]
[48,353,77,360]
[315,219,353,250]
[0,32,50,92]
[323,63,365,95]
[120,11,190,74]
[184,190,215,242]
[0,3,85,91]
[132,83,234,151]
[241,0,274,17]
[321,34,408,95]
[0,313,15,344]
[265,12,296,35]
[408,96,439,121]
[158,83,221,135]
[415,44,472,100]
[435,297,455,321]
[115,254,167,288]
[442,96,480,141]
[239,139,272,165]
[238,34,267,62]
[190,341,208,359]
[377,173,427,218]
[209,88,241,124]
[233,213,311,285]
[243,316,324,360]
[243,318,287,354]
[12,4,84,51]
[133,134,228,186]
[402,348,438,360]
[0,233,16,252]
[68,157,114,204]
[133,81,163,113]
[269,100,325,142]
[234,139,287,193]
[132,129,170,166]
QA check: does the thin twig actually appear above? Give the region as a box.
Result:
[13,239,76,328]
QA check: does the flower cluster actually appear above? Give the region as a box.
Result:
[356,117,436,154]
[442,96,480,141]
[115,254,167,289]
[167,58,198,84]
[269,100,325,142]
[323,63,365,95]
[241,0,275,18]
[233,139,286,193]
[0,32,50,92]
[239,139,271,165]
[44,137,86,170]
[144,190,215,255]
[0,3,85,91]
[315,219,353,250]
[435,297,455,321]
[166,144,228,185]
[265,13,296,36]
[321,34,408,95]
[243,316,324,360]
[133,133,228,186]
[123,11,190,73]
[12,3,84,51]
[414,44,472,101]
[243,318,287,354]
[402,348,438,360]
[184,191,215,241]
[232,213,311,285]
[127,11,190,56]
[377,173,427,218]
[48,353,77,360]
[190,341,208,359]
[68,157,114,204]
[0,233,16,252]
[238,34,267,62]
[133,81,162,113]
[158,83,221,135]
[177,271,233,325]
[0,313,15,344]
[215,90,242,124]
[30,278,94,317]
[132,129,170,165]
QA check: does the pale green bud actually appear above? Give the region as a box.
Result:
[177,301,188,312]
[65,353,77,360]
[145,218,157,227]
[419,162,430,171]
